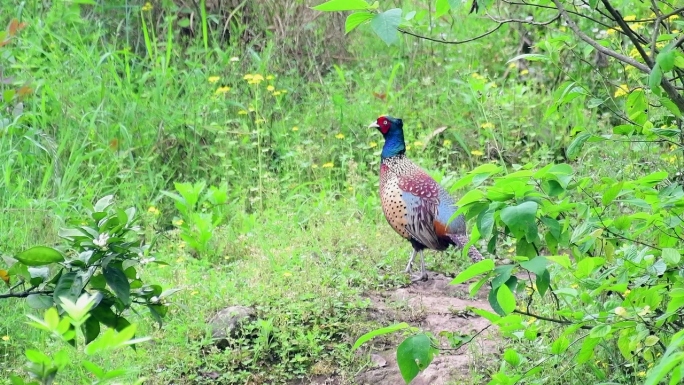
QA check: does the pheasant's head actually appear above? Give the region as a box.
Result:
[369,115,405,159]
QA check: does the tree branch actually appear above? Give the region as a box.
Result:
[551,0,650,73]
[0,289,53,299]
[396,14,560,45]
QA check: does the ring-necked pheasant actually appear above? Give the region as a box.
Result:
[369,115,484,282]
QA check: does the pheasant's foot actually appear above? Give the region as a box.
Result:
[410,272,429,282]
[404,249,417,273]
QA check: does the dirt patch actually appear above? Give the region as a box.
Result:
[355,272,499,385]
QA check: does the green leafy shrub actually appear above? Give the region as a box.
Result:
[1,195,177,339]
[10,292,149,385]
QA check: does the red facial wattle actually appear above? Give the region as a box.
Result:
[377,117,390,134]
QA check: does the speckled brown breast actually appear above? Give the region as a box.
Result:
[380,162,411,239]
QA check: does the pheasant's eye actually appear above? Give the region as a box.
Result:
[383,121,388,126]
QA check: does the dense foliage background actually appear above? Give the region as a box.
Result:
[1,0,683,384]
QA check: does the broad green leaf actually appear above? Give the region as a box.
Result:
[16,246,64,266]
[451,259,495,284]
[566,132,592,160]
[104,266,131,306]
[83,316,101,345]
[644,335,660,347]
[476,207,495,239]
[82,360,105,379]
[396,333,435,383]
[27,294,54,310]
[601,181,623,206]
[589,324,611,338]
[576,337,600,363]
[345,11,374,33]
[551,335,570,354]
[656,48,676,71]
[504,348,521,366]
[371,8,402,45]
[93,195,115,214]
[520,256,547,276]
[635,171,668,186]
[500,202,538,239]
[352,322,411,350]
[53,271,81,306]
[496,284,516,315]
[662,248,680,266]
[469,307,501,323]
[535,269,550,297]
[612,124,637,135]
[660,96,682,118]
[648,65,663,95]
[312,0,370,11]
[435,0,451,18]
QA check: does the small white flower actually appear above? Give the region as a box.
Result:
[93,233,110,248]
[150,296,159,304]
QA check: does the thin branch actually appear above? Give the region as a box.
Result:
[552,0,650,73]
[0,289,53,299]
[601,0,652,65]
[513,309,593,329]
[504,0,614,30]
[396,14,559,45]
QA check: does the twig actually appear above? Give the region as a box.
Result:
[552,0,650,73]
[513,309,593,329]
[396,14,559,45]
[0,289,53,299]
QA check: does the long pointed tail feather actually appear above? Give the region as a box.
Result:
[447,233,484,262]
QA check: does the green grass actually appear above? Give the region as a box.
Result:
[1,0,681,384]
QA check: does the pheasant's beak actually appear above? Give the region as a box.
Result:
[368,122,380,129]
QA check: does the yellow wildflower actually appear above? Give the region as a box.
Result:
[141,2,152,12]
[215,86,231,95]
[322,162,334,168]
[629,47,640,59]
[230,57,240,62]
[335,133,345,139]
[246,74,264,85]
[606,28,621,35]
[147,206,160,216]
[406,145,412,151]
[480,122,495,129]
[488,82,497,88]
[623,15,636,21]
[173,219,184,227]
[208,76,220,83]
[669,14,679,20]
[191,291,199,296]
[312,164,318,169]
[280,90,288,93]
[175,257,184,263]
[638,306,651,316]
[266,75,275,80]
[369,141,377,148]
[255,118,266,124]
[508,62,517,69]
[238,110,248,115]
[179,241,186,249]
[673,30,680,34]
[471,150,484,156]
[614,307,627,317]
[283,272,292,277]
[243,74,253,80]
[267,85,275,92]
[623,289,631,296]
[520,69,529,75]
[443,139,452,146]
[614,84,629,98]
[292,126,299,131]
[248,106,255,112]
[414,141,423,147]
[272,91,282,96]
[471,72,486,80]
[637,372,646,377]
[1,335,9,341]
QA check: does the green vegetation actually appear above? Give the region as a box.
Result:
[1,0,683,384]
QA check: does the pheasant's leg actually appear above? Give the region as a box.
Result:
[411,250,428,282]
[404,249,417,274]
